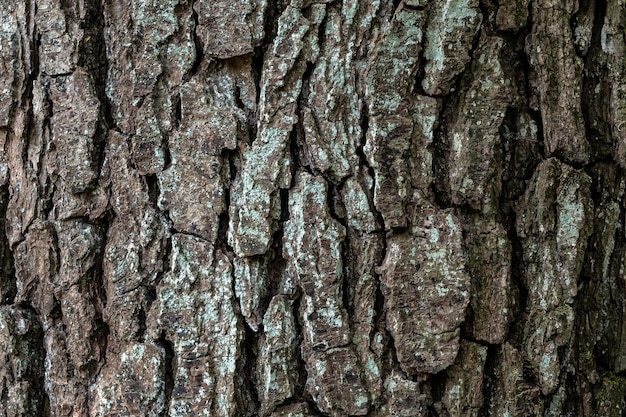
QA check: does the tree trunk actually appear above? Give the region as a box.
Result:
[1,0,626,416]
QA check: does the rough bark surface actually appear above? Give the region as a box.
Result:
[1,0,626,416]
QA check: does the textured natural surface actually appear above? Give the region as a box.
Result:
[1,0,626,416]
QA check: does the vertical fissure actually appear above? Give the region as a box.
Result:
[289,291,308,403]
[477,344,500,417]
[158,336,176,417]
[0,184,16,305]
[78,0,114,178]
[504,209,528,346]
[240,320,260,416]
[185,0,203,82]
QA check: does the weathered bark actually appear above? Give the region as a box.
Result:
[1,0,626,416]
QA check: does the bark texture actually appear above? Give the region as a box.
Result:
[1,0,626,416]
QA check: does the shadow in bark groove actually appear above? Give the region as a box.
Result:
[186,1,203,83]
[241,320,261,416]
[157,336,176,417]
[0,184,15,305]
[477,344,499,417]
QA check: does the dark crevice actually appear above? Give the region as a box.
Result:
[252,45,266,126]
[227,234,261,416]
[158,336,176,417]
[313,2,330,50]
[77,0,107,73]
[403,3,426,12]
[303,399,327,417]
[35,76,56,224]
[478,344,500,417]
[145,174,160,207]
[371,249,386,326]
[78,0,115,178]
[0,184,16,305]
[340,236,353,323]
[383,331,413,382]
[232,83,247,114]
[171,93,182,131]
[263,187,290,301]
[40,177,56,222]
[477,0,498,35]
[413,39,429,97]
[162,133,173,172]
[92,111,110,187]
[289,294,308,401]
[584,0,606,47]
[581,0,609,161]
[145,285,158,310]
[215,159,235,259]
[290,103,306,180]
[59,0,77,22]
[563,371,585,416]
[326,183,347,228]
[430,369,448,411]
[430,99,456,209]
[42,388,51,417]
[267,241,287,308]
[461,303,478,342]
[171,229,214,244]
[499,106,542,211]
[459,334,494,348]
[355,108,385,233]
[240,321,260,416]
[136,308,147,342]
[227,146,239,186]
[185,1,204,82]
[392,0,403,13]
[551,149,589,170]
[91,317,110,384]
[505,209,527,349]
[90,221,110,381]
[355,111,370,165]
[76,253,109,381]
[48,297,63,321]
[249,0,283,122]
[259,0,284,60]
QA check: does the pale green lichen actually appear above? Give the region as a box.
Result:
[518,159,593,395]
[380,209,470,374]
[421,0,481,95]
[150,236,242,416]
[230,5,324,257]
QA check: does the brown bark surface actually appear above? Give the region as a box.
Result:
[1,0,626,416]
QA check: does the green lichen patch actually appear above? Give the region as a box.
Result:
[517,158,593,395]
[379,205,470,375]
[229,4,326,257]
[257,295,298,416]
[421,0,482,95]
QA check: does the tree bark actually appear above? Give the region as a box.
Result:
[1,0,626,416]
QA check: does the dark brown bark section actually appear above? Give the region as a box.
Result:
[1,0,626,416]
